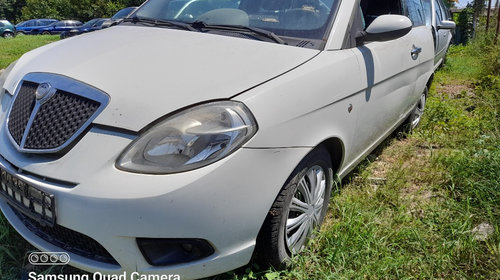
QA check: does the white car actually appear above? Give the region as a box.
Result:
[423,0,455,70]
[0,0,435,278]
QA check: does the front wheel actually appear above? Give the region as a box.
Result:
[256,146,332,268]
[42,31,51,35]
[2,32,14,38]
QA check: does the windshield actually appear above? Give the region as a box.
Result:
[113,7,137,19]
[82,19,100,28]
[133,0,339,40]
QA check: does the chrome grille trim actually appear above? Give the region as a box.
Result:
[6,73,110,154]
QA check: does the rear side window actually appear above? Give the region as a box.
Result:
[405,0,425,26]
[437,0,450,21]
[434,1,443,22]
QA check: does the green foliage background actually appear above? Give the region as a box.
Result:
[0,0,145,23]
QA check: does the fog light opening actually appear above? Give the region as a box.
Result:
[137,238,215,266]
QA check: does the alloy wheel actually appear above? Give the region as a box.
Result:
[285,165,326,253]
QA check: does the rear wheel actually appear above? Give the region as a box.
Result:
[42,31,51,35]
[256,146,332,268]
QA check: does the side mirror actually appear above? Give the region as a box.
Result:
[437,20,456,30]
[357,15,412,45]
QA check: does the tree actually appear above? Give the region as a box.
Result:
[472,0,486,37]
[457,4,475,43]
[21,0,72,20]
[0,0,26,22]
[19,0,146,22]
[118,0,145,6]
[443,0,459,8]
[68,0,122,21]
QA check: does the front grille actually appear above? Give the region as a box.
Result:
[7,81,37,145]
[24,89,100,149]
[6,77,107,153]
[12,207,119,265]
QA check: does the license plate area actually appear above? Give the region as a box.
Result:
[0,167,56,227]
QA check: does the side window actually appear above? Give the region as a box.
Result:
[434,0,443,23]
[56,22,65,27]
[421,0,432,26]
[405,0,425,26]
[437,0,449,21]
[0,22,4,27]
[360,0,403,27]
[345,0,403,48]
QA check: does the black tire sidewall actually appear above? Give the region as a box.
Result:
[257,145,333,267]
[400,86,428,136]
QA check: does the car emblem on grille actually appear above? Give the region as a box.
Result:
[6,73,110,154]
[35,83,56,104]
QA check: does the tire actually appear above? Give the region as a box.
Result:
[400,86,428,135]
[256,145,333,268]
[2,32,14,38]
[42,31,51,35]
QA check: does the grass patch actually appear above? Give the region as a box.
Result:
[0,35,59,69]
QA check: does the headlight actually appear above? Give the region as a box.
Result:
[0,60,18,98]
[116,101,258,174]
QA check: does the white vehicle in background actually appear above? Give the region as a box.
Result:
[0,0,435,278]
[425,0,456,69]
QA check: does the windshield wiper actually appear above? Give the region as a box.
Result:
[191,21,287,45]
[122,16,197,32]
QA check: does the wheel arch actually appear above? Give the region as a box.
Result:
[426,73,434,92]
[317,137,344,177]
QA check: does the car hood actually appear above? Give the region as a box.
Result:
[10,25,319,131]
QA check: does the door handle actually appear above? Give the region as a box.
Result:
[411,46,422,60]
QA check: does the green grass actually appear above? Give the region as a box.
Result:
[0,36,499,279]
[0,35,59,69]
